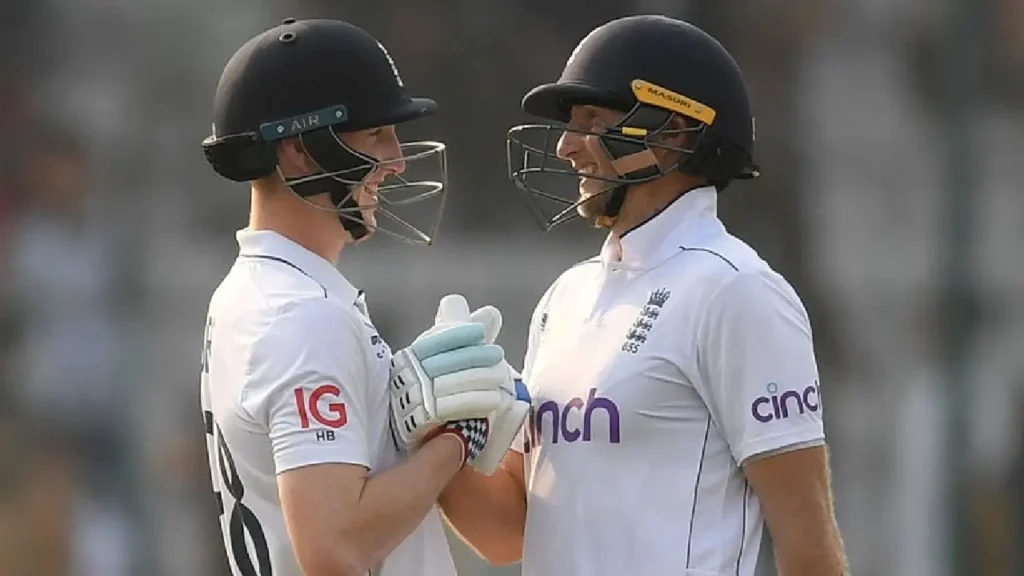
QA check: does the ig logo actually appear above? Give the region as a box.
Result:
[750,382,820,423]
[294,385,349,430]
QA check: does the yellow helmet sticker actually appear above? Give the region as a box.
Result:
[631,79,716,125]
[620,126,648,137]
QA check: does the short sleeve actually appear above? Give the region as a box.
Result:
[695,272,825,465]
[243,299,371,474]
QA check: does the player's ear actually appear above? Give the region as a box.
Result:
[276,137,317,178]
[651,114,691,169]
[661,114,690,148]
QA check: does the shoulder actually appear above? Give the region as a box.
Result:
[233,256,332,304]
[709,269,806,315]
[525,256,602,336]
[635,233,811,360]
[211,266,359,343]
[537,256,601,308]
[256,297,364,362]
[234,295,372,420]
[669,229,806,314]
[692,267,811,354]
[210,257,335,323]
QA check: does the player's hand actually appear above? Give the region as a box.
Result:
[421,296,531,475]
[389,295,514,459]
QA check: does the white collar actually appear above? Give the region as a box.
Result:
[600,186,721,270]
[235,229,360,304]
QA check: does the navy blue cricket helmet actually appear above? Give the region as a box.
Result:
[202,18,449,244]
[507,15,759,230]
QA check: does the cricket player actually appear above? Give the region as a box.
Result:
[197,19,527,576]
[438,16,849,575]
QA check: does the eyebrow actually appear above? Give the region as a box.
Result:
[567,107,598,128]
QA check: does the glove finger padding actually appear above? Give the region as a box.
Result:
[389,321,508,453]
[394,325,496,417]
[469,305,503,345]
[395,387,506,449]
[419,344,503,379]
[435,294,472,325]
[408,295,474,347]
[433,391,505,421]
[410,323,485,360]
[431,363,510,399]
[391,296,516,457]
[395,364,510,422]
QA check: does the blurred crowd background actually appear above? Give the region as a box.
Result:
[1,0,1022,575]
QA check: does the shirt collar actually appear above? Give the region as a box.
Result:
[235,229,360,304]
[600,186,721,269]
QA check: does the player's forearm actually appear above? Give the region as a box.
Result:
[773,524,849,576]
[342,436,464,571]
[438,464,526,565]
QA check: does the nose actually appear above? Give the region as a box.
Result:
[377,132,407,176]
[555,129,584,162]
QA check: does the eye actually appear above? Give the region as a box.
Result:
[367,128,383,138]
[566,118,597,134]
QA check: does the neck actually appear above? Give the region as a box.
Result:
[249,182,347,264]
[609,174,704,238]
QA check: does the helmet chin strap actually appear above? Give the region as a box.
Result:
[286,127,374,241]
[288,176,370,241]
[595,184,629,228]
[591,104,683,228]
[336,193,369,241]
[595,145,662,228]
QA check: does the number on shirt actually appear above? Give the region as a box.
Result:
[206,414,272,576]
[621,341,641,354]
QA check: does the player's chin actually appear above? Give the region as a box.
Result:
[576,188,610,227]
[354,210,378,244]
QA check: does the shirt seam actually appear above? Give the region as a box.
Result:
[238,298,302,427]
[736,430,826,465]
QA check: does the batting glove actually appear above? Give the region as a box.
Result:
[454,304,531,475]
[389,297,515,459]
[410,295,532,475]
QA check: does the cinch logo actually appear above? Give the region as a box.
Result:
[750,382,820,423]
[523,388,620,453]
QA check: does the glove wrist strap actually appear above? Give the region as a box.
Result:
[425,419,490,467]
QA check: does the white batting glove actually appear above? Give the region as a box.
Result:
[389,296,516,463]
[431,296,531,476]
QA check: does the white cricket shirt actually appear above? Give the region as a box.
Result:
[199,229,456,576]
[514,187,826,576]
